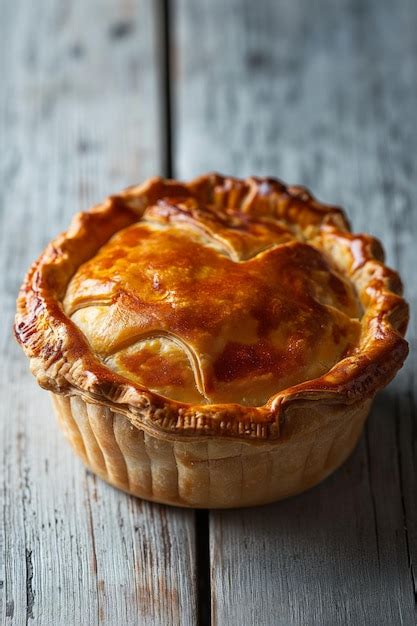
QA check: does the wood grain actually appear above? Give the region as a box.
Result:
[173,0,417,624]
[2,0,417,624]
[0,1,197,625]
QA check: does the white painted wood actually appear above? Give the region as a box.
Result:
[0,1,197,624]
[174,0,417,624]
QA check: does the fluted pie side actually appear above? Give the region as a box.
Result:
[15,173,409,507]
[51,392,371,508]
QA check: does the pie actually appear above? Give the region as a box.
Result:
[15,174,409,507]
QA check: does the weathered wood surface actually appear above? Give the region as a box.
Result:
[174,0,417,624]
[0,1,197,625]
[2,0,417,624]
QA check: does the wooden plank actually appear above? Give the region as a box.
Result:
[173,0,417,623]
[0,1,197,625]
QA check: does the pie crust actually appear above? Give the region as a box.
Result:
[15,174,409,507]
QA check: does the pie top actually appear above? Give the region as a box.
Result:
[64,199,361,407]
[15,174,409,440]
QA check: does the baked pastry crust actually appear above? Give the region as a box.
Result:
[15,174,409,506]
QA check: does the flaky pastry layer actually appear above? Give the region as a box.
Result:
[15,174,409,440]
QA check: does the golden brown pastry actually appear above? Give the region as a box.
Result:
[15,174,409,507]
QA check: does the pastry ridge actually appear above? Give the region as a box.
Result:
[15,173,409,441]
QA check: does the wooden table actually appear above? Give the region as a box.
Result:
[1,1,416,624]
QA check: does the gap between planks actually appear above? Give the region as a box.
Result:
[159,1,213,624]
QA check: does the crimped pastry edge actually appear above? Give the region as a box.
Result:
[15,173,409,441]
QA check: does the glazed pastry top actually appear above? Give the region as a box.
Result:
[65,196,361,406]
[15,174,408,439]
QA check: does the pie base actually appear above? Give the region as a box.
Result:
[51,392,371,508]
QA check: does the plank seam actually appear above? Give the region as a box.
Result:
[395,390,417,604]
[159,0,174,177]
[195,509,212,626]
[163,0,212,621]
